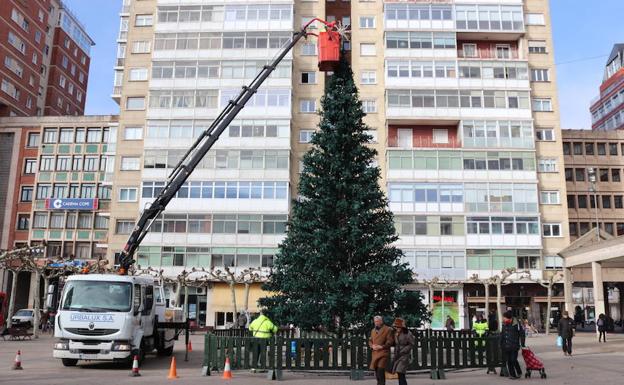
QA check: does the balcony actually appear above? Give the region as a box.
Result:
[115,58,125,67]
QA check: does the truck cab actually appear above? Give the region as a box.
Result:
[53,274,174,366]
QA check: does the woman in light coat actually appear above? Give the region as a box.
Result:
[391,318,414,385]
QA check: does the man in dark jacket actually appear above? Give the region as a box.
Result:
[500,311,524,379]
[557,311,575,355]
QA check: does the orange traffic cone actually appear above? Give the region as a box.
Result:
[167,356,179,379]
[187,340,193,352]
[13,350,23,370]
[222,356,233,380]
[130,355,141,377]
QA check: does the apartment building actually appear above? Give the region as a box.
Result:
[0,0,93,117]
[110,0,568,329]
[0,115,118,310]
[590,44,624,131]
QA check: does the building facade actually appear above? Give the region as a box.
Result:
[590,44,624,131]
[0,0,93,117]
[109,0,568,329]
[0,115,118,311]
[563,129,624,240]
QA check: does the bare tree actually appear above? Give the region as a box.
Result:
[490,268,529,331]
[468,273,496,321]
[0,246,45,329]
[528,272,564,335]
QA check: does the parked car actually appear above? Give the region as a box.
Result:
[11,309,41,328]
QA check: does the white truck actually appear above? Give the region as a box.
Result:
[53,274,183,367]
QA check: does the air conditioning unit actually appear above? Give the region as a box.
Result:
[196,287,204,295]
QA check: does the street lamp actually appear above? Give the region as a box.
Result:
[587,167,600,242]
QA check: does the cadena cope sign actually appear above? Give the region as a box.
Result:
[45,198,99,210]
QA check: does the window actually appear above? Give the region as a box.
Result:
[530,69,549,82]
[585,142,594,155]
[62,56,69,69]
[4,55,24,77]
[532,98,552,112]
[86,128,101,143]
[300,71,316,84]
[135,14,154,26]
[595,143,609,157]
[24,159,37,174]
[132,41,151,53]
[540,191,560,205]
[572,142,583,155]
[463,44,477,58]
[362,99,377,113]
[432,129,449,144]
[528,40,547,54]
[538,158,557,173]
[1,78,20,99]
[116,220,134,234]
[360,71,377,84]
[359,16,375,28]
[119,187,138,202]
[299,99,316,113]
[301,42,316,55]
[360,43,376,56]
[124,126,143,140]
[8,32,26,54]
[128,68,148,81]
[602,195,612,209]
[564,168,573,181]
[27,133,40,147]
[575,168,585,181]
[599,168,609,182]
[59,75,67,88]
[615,195,623,209]
[577,194,588,208]
[20,186,33,202]
[543,223,562,237]
[126,97,145,110]
[612,169,621,182]
[536,128,554,141]
[121,157,141,170]
[544,255,563,270]
[17,214,30,230]
[608,143,618,155]
[526,13,545,25]
[299,130,314,143]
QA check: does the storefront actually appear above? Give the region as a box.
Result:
[421,287,465,330]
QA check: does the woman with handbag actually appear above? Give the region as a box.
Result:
[391,318,414,385]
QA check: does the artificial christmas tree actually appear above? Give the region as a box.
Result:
[260,58,427,332]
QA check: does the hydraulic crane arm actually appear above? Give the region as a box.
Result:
[118,20,338,274]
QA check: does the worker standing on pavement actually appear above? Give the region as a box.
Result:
[472,313,489,346]
[248,311,279,369]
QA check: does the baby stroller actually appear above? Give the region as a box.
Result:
[521,346,547,379]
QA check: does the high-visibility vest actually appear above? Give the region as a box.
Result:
[248,315,278,338]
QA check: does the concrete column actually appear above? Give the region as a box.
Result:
[563,267,574,313]
[592,262,606,331]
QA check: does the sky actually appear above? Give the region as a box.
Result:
[68,0,624,129]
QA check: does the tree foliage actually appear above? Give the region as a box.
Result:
[260,59,428,332]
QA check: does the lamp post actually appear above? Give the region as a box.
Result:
[587,167,600,242]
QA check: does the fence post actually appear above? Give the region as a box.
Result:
[349,336,364,381]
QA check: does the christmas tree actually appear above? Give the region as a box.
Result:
[259,58,428,332]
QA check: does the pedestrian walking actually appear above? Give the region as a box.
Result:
[445,315,455,332]
[369,315,394,385]
[391,318,414,385]
[557,311,575,356]
[597,313,607,342]
[500,311,524,379]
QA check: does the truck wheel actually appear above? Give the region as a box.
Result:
[62,358,78,367]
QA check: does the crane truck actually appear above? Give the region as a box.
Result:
[53,19,341,367]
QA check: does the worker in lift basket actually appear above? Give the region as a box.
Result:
[248,311,278,370]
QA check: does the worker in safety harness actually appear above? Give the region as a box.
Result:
[248,311,278,369]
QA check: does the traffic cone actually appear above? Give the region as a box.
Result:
[222,356,233,380]
[167,356,179,379]
[187,340,193,352]
[130,355,141,377]
[13,350,23,370]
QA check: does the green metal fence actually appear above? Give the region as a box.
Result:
[203,332,502,377]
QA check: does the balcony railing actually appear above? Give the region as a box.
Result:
[457,49,520,60]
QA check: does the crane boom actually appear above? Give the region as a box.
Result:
[118,23,335,274]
